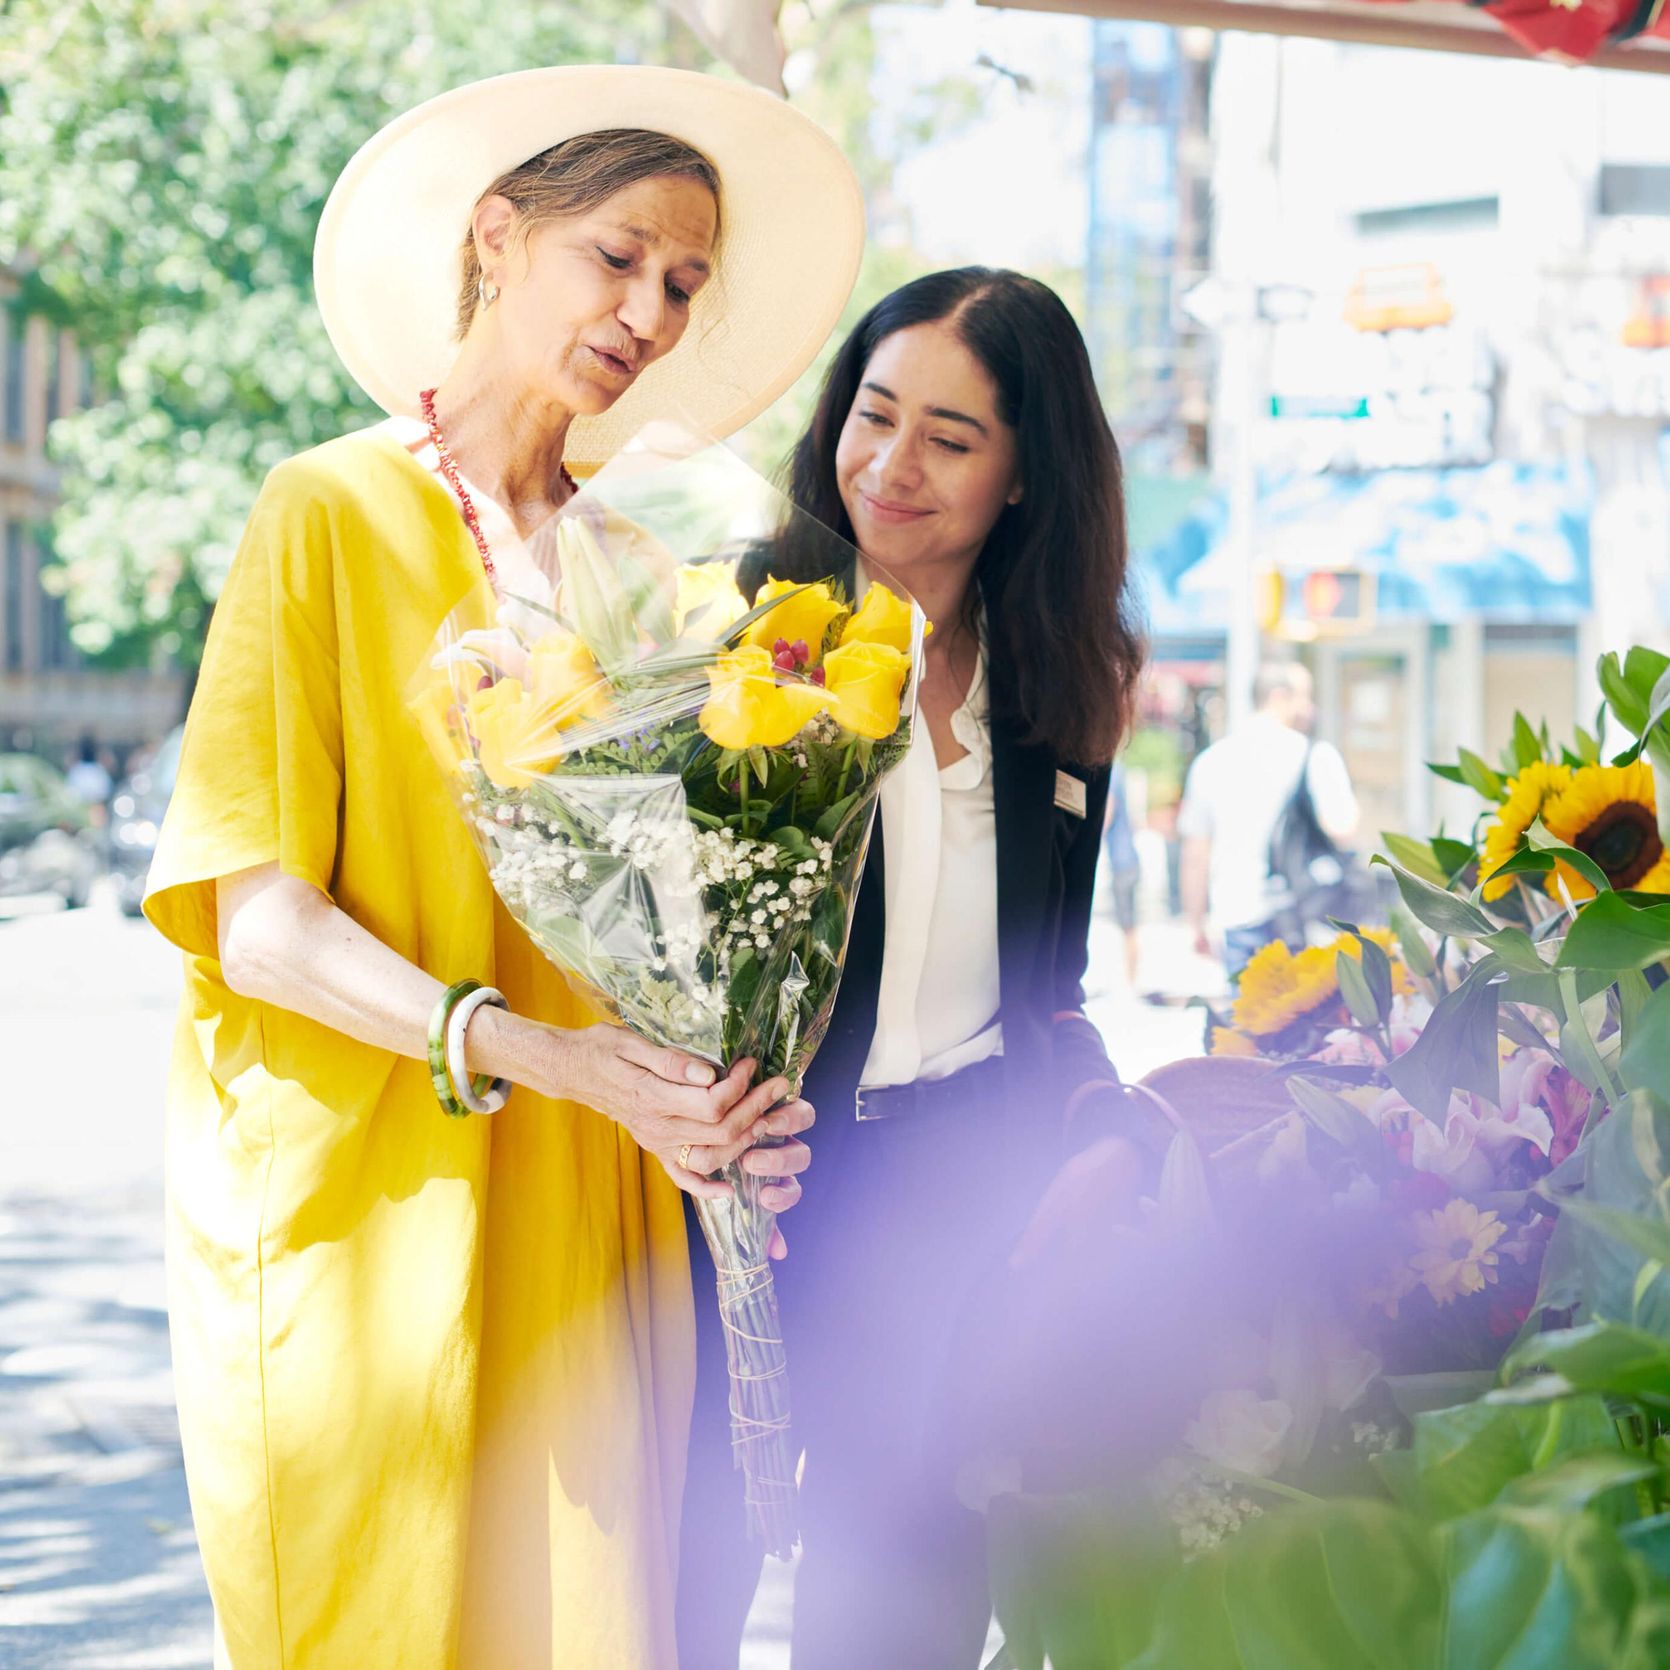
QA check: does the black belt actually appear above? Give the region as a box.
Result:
[853,1054,1007,1123]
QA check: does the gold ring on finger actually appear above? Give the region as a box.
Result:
[678,1142,695,1172]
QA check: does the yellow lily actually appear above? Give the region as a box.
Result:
[527,630,610,727]
[738,578,847,664]
[839,581,925,654]
[822,641,910,740]
[466,678,561,790]
[699,646,832,750]
[674,559,750,639]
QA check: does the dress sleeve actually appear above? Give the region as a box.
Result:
[144,462,343,959]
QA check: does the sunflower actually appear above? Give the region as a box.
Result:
[1232,930,1409,1042]
[1409,1199,1506,1306]
[1541,760,1670,899]
[1210,1026,1262,1059]
[1232,941,1328,1039]
[1480,761,1572,901]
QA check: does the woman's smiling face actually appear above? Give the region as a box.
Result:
[482,173,718,414]
[834,321,1022,576]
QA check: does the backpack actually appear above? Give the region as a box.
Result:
[1266,743,1350,931]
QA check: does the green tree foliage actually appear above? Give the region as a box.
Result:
[0,0,672,667]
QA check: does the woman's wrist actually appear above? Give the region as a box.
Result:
[465,1004,577,1102]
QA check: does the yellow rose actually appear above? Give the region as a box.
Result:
[822,641,910,740]
[674,559,749,639]
[466,678,561,790]
[699,646,832,750]
[738,578,848,664]
[838,582,925,654]
[527,631,609,727]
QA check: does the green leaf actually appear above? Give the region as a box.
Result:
[1574,725,1602,767]
[1130,1499,1441,1670]
[1362,936,1396,1020]
[1287,1073,1376,1152]
[1498,1001,1554,1055]
[1526,819,1613,897]
[1480,926,1551,976]
[812,789,863,841]
[1557,890,1670,973]
[1496,1451,1661,1515]
[1337,945,1383,1028]
[989,1491,1174,1670]
[1409,1396,1615,1522]
[1480,822,1613,903]
[1616,665,1670,767]
[1557,1205,1670,1308]
[1429,760,1470,787]
[1558,969,1617,1102]
[1328,922,1398,1021]
[1433,836,1479,881]
[1512,711,1546,772]
[1372,854,1496,941]
[1502,1318,1670,1410]
[1383,831,1450,888]
[1374,1447,1426,1514]
[1387,961,1504,1122]
[1600,647,1670,738]
[1392,904,1438,979]
[1477,846,1556,896]
[1384,1371,1499,1423]
[1621,1514,1670,1585]
[1437,1505,1670,1669]
[1620,978,1670,1096]
[1457,747,1505,801]
[1568,1092,1670,1334]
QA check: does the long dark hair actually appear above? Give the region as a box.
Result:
[774,267,1145,767]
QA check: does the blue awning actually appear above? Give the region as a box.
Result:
[1135,461,1593,638]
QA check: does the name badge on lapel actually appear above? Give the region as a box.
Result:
[1053,769,1087,818]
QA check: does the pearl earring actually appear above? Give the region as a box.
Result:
[477,276,500,310]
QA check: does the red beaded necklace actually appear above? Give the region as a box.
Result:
[419,387,577,585]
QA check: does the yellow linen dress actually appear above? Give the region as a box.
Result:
[146,427,696,1668]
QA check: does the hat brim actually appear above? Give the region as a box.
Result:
[313,65,865,469]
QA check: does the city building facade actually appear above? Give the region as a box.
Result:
[1143,36,1670,840]
[0,268,185,767]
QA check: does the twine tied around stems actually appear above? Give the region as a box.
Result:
[714,1249,797,1548]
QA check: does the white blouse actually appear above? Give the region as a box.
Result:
[860,621,1002,1088]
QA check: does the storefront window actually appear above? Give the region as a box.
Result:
[2,305,24,445]
[3,522,24,671]
[1482,625,1579,755]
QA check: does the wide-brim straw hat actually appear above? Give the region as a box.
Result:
[314,64,865,469]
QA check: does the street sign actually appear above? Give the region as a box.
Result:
[1269,395,1370,420]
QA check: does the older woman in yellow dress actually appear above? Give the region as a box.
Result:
[144,66,862,1668]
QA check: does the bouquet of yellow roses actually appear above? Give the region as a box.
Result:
[411,426,924,1554]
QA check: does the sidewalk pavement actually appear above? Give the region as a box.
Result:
[0,887,1222,1667]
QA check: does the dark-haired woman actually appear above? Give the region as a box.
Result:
[677,268,1151,1667]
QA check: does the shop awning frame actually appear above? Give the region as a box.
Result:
[984,0,1670,76]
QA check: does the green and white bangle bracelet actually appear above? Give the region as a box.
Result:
[428,978,511,1118]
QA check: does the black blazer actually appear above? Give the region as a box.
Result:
[801,645,1127,1195]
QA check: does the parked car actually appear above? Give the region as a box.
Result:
[109,726,183,918]
[0,753,102,910]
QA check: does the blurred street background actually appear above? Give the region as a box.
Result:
[6,0,1670,1661]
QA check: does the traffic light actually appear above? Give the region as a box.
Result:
[1298,568,1375,634]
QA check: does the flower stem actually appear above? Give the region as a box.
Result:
[1197,1463,1322,1505]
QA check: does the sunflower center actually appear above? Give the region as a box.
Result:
[1576,802,1664,889]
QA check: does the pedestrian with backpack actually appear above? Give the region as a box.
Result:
[1178,661,1359,978]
